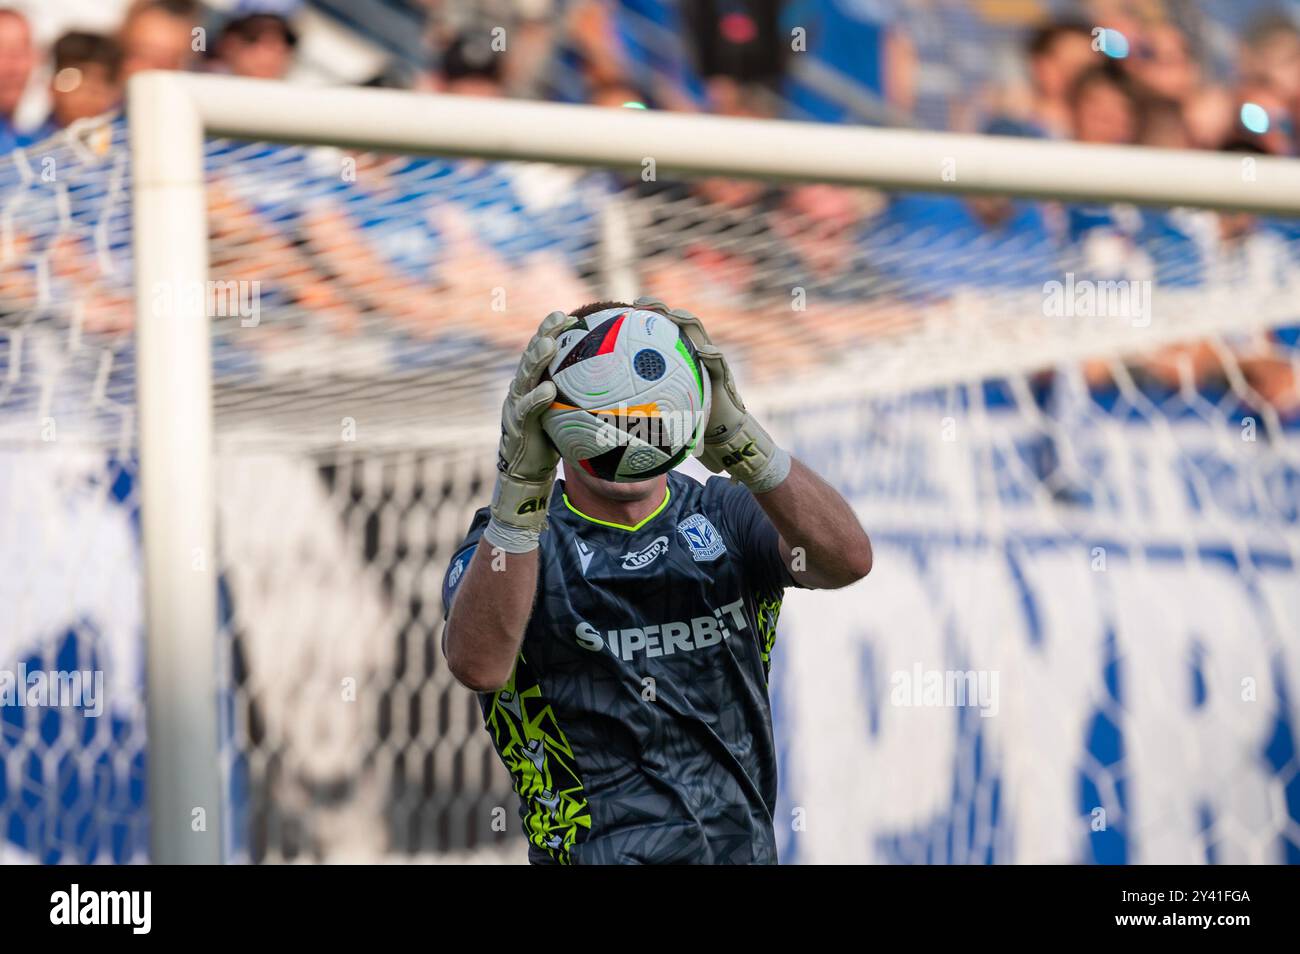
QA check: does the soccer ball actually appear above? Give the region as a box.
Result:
[542,306,710,482]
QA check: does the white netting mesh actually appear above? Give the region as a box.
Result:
[1,112,1297,862]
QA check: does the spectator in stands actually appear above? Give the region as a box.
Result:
[1240,12,1300,108]
[1059,63,1150,391]
[4,34,129,332]
[433,30,597,339]
[628,80,788,350]
[1125,22,1199,107]
[1022,20,1097,138]
[768,183,878,299]
[1132,129,1300,416]
[1104,16,1222,149]
[1184,85,1236,150]
[778,0,915,124]
[684,0,785,94]
[434,30,504,98]
[422,0,555,98]
[1137,93,1193,149]
[1240,336,1300,418]
[1230,81,1295,157]
[859,186,1056,301]
[589,77,650,109]
[213,0,300,81]
[563,0,627,90]
[643,182,862,375]
[1070,62,1140,146]
[121,0,203,79]
[1062,64,1144,260]
[1131,93,1216,287]
[1210,140,1290,278]
[558,1,705,112]
[1122,94,1219,392]
[293,27,596,346]
[1212,139,1299,417]
[0,7,33,152]
[202,1,340,333]
[26,32,124,141]
[692,77,775,209]
[636,79,782,306]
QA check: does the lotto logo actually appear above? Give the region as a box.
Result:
[620,536,669,570]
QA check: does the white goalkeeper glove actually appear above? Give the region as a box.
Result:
[633,296,791,494]
[484,310,575,553]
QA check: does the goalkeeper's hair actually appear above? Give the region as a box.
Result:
[569,301,631,320]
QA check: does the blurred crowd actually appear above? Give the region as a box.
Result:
[0,0,1298,417]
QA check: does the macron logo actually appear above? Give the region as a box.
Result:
[575,539,594,575]
[50,884,151,935]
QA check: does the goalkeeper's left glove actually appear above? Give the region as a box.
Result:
[633,296,791,494]
[484,309,574,553]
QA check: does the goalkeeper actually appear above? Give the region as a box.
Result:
[441,298,873,864]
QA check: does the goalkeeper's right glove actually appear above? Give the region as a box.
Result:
[483,310,574,553]
[633,296,790,494]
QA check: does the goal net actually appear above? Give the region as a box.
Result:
[1,78,1298,864]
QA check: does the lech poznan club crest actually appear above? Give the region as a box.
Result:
[677,514,726,562]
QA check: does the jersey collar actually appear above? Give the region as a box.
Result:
[560,485,671,533]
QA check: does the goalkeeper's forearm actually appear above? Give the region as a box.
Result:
[753,456,873,590]
[443,538,538,692]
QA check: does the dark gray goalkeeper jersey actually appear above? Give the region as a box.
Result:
[441,470,798,865]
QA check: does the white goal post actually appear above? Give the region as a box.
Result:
[128,70,1300,864]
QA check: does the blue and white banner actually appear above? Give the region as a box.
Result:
[772,393,1300,863]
